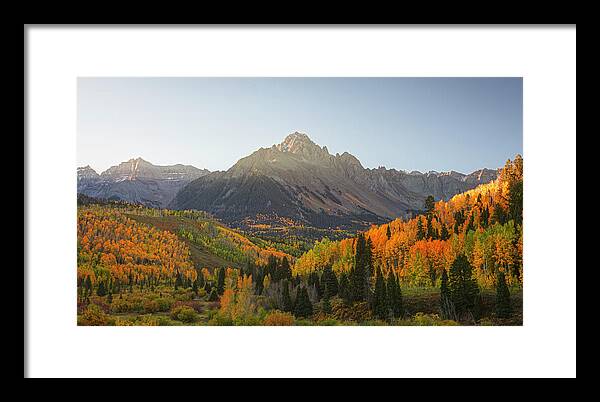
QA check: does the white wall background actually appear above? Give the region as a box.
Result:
[25,26,576,378]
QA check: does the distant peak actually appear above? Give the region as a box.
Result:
[277,131,316,151]
[128,157,150,164]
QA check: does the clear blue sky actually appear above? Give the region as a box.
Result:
[78,77,522,174]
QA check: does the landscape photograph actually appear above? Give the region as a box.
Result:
[76,77,523,326]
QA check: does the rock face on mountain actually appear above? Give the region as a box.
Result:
[170,132,498,228]
[77,158,209,208]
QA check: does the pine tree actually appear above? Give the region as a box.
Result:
[281,257,292,280]
[416,217,425,240]
[495,271,512,318]
[387,273,403,319]
[97,280,107,297]
[84,275,92,297]
[439,268,455,320]
[216,267,226,295]
[338,272,351,304]
[350,233,366,302]
[208,287,219,301]
[424,195,435,215]
[372,268,389,320]
[365,237,374,279]
[440,222,450,241]
[294,287,313,318]
[386,224,392,240]
[448,254,480,321]
[281,279,293,312]
[426,215,434,240]
[322,266,339,297]
[322,284,332,314]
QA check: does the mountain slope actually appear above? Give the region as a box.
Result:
[77,158,210,208]
[170,132,498,228]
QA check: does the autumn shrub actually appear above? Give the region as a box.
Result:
[204,301,220,311]
[408,313,458,326]
[317,318,342,326]
[77,300,88,314]
[143,299,160,313]
[234,314,263,326]
[110,298,135,313]
[90,298,111,313]
[154,297,173,312]
[113,317,136,326]
[173,289,193,301]
[207,312,233,326]
[330,299,372,322]
[170,305,197,323]
[172,300,204,313]
[135,314,160,326]
[263,310,295,326]
[78,304,112,326]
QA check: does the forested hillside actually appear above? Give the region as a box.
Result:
[294,156,523,289]
[77,156,522,326]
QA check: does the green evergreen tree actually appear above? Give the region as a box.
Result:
[492,204,508,225]
[350,233,366,302]
[294,287,313,318]
[365,237,374,279]
[281,279,293,312]
[448,254,480,321]
[338,272,351,304]
[416,217,425,240]
[439,268,454,320]
[322,284,332,314]
[480,207,490,228]
[208,287,219,301]
[321,266,338,296]
[387,272,403,318]
[508,180,523,226]
[440,222,450,241]
[426,216,434,240]
[84,275,92,297]
[495,271,512,318]
[386,224,392,240]
[372,268,389,320]
[97,280,107,297]
[281,256,292,280]
[424,195,435,216]
[216,267,226,295]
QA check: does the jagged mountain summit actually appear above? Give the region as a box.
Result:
[170,132,498,229]
[77,158,210,208]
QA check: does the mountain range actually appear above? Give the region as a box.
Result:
[77,158,209,208]
[78,132,498,228]
[168,132,498,229]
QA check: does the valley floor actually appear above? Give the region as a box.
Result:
[77,286,523,326]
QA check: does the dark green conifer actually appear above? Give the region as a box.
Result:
[495,271,512,319]
[216,267,226,295]
[97,280,107,297]
[372,268,389,320]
